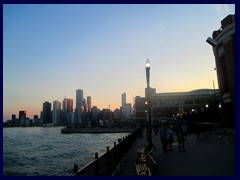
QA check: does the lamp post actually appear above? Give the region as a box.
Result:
[145,59,152,143]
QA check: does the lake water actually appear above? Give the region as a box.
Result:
[3,127,129,176]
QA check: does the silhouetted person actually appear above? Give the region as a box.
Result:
[176,127,185,152]
[166,125,174,151]
[159,124,167,153]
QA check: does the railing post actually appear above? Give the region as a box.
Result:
[95,152,98,159]
[107,146,110,175]
[73,164,78,174]
[95,153,99,175]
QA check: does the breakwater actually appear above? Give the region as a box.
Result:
[61,127,135,134]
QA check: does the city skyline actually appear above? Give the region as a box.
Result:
[3,4,235,121]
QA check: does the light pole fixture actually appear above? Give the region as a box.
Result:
[145,59,152,143]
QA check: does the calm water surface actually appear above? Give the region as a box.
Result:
[3,127,129,176]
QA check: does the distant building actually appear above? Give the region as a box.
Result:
[125,103,132,120]
[62,98,73,125]
[76,89,84,123]
[18,111,26,125]
[11,114,16,126]
[91,106,100,125]
[208,14,235,127]
[134,96,147,125]
[121,93,126,119]
[42,101,52,124]
[33,115,41,126]
[83,98,88,113]
[76,89,84,109]
[101,109,112,124]
[113,108,120,120]
[53,100,61,125]
[87,96,92,112]
[122,93,126,107]
[76,106,84,124]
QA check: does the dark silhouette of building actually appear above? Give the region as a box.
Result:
[208,14,235,127]
[42,101,52,124]
[62,98,73,125]
[11,114,16,126]
[18,111,26,125]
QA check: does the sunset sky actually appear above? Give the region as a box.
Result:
[3,4,235,121]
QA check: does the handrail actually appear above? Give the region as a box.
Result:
[72,128,142,176]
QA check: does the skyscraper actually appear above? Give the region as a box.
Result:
[62,98,73,125]
[87,96,92,112]
[76,89,84,109]
[83,98,88,113]
[19,111,26,120]
[76,89,84,124]
[122,93,126,108]
[53,100,61,125]
[121,93,126,119]
[42,102,52,124]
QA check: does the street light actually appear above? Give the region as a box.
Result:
[145,59,152,143]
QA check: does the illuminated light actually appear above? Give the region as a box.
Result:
[145,59,150,68]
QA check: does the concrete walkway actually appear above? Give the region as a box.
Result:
[115,129,235,176]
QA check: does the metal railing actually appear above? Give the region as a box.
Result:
[72,128,142,176]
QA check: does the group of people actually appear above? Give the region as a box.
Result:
[144,108,201,155]
[159,108,189,153]
[159,124,186,153]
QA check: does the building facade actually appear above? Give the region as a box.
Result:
[121,93,126,119]
[42,102,52,124]
[125,103,132,120]
[87,96,92,112]
[62,98,73,125]
[53,100,61,125]
[135,89,220,126]
[208,14,235,127]
[18,110,26,124]
[76,89,84,108]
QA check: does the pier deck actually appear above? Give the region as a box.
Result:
[114,129,235,176]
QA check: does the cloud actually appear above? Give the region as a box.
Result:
[214,4,230,13]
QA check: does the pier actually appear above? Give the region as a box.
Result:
[73,127,235,176]
[115,128,235,176]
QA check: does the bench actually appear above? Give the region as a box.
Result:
[135,153,157,176]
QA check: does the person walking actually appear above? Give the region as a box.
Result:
[159,124,168,153]
[176,126,186,152]
[166,125,174,151]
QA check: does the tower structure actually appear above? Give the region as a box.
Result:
[42,101,52,124]
[53,100,61,125]
[87,96,92,112]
